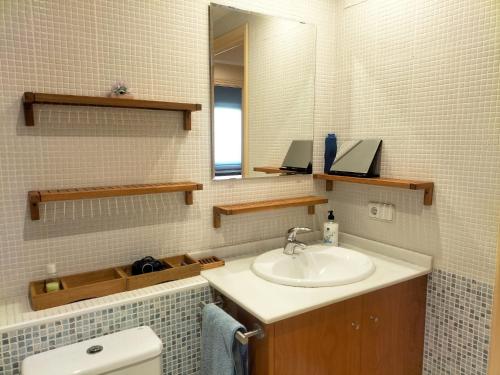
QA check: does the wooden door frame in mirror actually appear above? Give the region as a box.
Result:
[213,24,249,177]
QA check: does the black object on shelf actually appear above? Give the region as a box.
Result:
[131,256,167,275]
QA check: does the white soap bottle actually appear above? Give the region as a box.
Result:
[323,210,339,246]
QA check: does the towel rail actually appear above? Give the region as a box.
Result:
[200,301,265,345]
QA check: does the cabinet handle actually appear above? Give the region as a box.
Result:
[369,315,379,323]
[351,321,361,330]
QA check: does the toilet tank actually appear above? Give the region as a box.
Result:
[22,326,163,375]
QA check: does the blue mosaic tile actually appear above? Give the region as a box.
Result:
[423,270,494,375]
[0,285,212,375]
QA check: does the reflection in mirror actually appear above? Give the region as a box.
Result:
[210,4,316,180]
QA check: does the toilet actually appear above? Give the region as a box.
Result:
[22,326,163,375]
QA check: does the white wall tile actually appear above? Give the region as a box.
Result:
[328,0,499,284]
[0,0,336,299]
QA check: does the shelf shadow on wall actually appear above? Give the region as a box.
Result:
[16,105,196,138]
[318,182,442,261]
[23,193,196,240]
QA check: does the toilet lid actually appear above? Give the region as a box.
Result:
[22,326,162,375]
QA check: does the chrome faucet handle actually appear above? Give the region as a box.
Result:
[286,227,312,242]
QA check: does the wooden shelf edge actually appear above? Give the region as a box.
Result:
[253,166,285,174]
[253,166,311,175]
[23,92,202,129]
[213,196,328,228]
[28,182,203,220]
[313,173,434,205]
[253,166,299,175]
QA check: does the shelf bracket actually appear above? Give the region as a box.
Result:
[23,92,35,126]
[183,111,192,131]
[213,208,222,228]
[185,191,193,205]
[28,191,41,220]
[419,183,434,206]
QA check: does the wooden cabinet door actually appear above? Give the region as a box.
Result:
[226,276,426,375]
[392,277,427,375]
[360,277,427,375]
[274,297,363,375]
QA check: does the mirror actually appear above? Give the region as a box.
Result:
[210,4,316,180]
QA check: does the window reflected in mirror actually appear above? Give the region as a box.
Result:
[214,87,242,178]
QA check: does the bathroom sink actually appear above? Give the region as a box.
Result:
[251,245,375,287]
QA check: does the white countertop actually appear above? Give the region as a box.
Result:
[201,233,432,324]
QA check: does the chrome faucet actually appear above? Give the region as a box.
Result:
[283,227,312,255]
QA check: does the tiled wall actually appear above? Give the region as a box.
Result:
[330,0,499,284]
[327,0,499,373]
[424,270,493,375]
[0,284,212,375]
[246,16,316,177]
[0,0,336,299]
[0,0,498,374]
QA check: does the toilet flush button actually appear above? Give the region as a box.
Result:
[87,345,103,355]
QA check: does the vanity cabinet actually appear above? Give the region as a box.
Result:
[227,276,427,375]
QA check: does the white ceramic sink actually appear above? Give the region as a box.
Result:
[251,244,375,287]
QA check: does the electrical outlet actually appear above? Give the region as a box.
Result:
[368,202,394,221]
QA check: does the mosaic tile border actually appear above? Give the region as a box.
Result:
[0,285,212,375]
[423,269,494,375]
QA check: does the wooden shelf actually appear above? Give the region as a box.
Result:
[253,166,298,175]
[196,256,225,270]
[122,255,201,291]
[29,254,201,310]
[213,195,328,228]
[28,182,203,220]
[313,173,434,205]
[23,92,202,130]
[30,267,127,311]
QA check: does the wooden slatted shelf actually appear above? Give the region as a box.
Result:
[197,256,225,270]
[28,182,203,220]
[313,173,434,205]
[213,195,328,228]
[23,92,202,130]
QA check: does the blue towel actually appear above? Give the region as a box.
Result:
[201,304,249,375]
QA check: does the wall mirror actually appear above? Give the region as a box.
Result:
[210,4,316,180]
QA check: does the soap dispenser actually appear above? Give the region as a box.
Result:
[323,210,339,246]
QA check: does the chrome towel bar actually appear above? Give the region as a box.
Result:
[199,301,265,345]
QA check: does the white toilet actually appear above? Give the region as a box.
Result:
[22,326,163,375]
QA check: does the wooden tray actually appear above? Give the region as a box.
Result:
[29,267,126,311]
[197,256,225,270]
[122,254,201,291]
